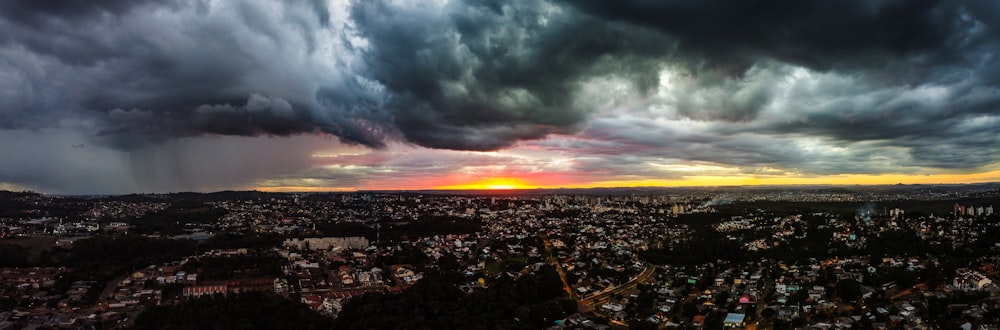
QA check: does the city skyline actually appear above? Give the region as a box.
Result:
[2,0,1000,194]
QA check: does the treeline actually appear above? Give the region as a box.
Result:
[108,191,282,203]
[184,254,284,282]
[639,212,746,266]
[335,266,574,329]
[732,198,998,219]
[66,235,197,279]
[640,199,1000,266]
[387,215,484,240]
[0,235,198,305]
[0,243,29,267]
[638,234,745,266]
[0,191,36,217]
[130,291,333,330]
[0,191,89,219]
[0,231,283,269]
[129,202,228,235]
[198,231,284,250]
[315,216,483,244]
[1,235,197,275]
[637,215,939,266]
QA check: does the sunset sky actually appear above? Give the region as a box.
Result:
[1,0,1000,194]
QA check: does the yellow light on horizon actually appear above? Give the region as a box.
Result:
[255,186,357,193]
[436,177,537,190]
[252,167,1000,192]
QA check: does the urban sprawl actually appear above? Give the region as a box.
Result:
[1,185,999,329]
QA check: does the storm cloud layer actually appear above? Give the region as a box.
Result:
[1,0,999,193]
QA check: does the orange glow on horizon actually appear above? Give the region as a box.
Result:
[252,168,1000,192]
[541,169,1000,189]
[435,177,539,190]
[256,186,357,193]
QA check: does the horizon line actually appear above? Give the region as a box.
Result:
[10,181,998,197]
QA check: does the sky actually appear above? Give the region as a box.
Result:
[1,0,1000,194]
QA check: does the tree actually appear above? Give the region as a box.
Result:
[0,244,29,267]
[762,307,776,319]
[836,278,863,303]
[131,291,332,329]
[630,320,659,330]
[438,255,461,273]
[335,269,572,329]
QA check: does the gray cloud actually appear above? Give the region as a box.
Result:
[0,0,384,149]
[2,0,1000,193]
[0,128,326,194]
[564,0,973,73]
[4,0,997,151]
[351,0,670,150]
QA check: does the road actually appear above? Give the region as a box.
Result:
[580,266,657,307]
[890,282,928,300]
[540,234,577,300]
[579,265,657,328]
[755,277,774,325]
[541,234,658,328]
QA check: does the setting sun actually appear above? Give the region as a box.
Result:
[436,177,536,190]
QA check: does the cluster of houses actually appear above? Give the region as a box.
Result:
[0,193,165,238]
[607,211,1000,328]
[0,267,62,291]
[106,275,161,309]
[276,234,432,317]
[2,190,999,328]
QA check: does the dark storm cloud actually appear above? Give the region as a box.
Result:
[0,0,385,149]
[0,1,180,67]
[95,95,321,149]
[565,117,919,176]
[350,0,669,150]
[350,0,1000,163]
[565,0,967,72]
[0,0,396,193]
[557,0,1000,148]
[3,0,996,154]
[2,0,1000,194]
[0,0,158,19]
[728,75,1000,170]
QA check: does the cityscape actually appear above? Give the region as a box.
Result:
[0,185,999,329]
[3,0,1000,329]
